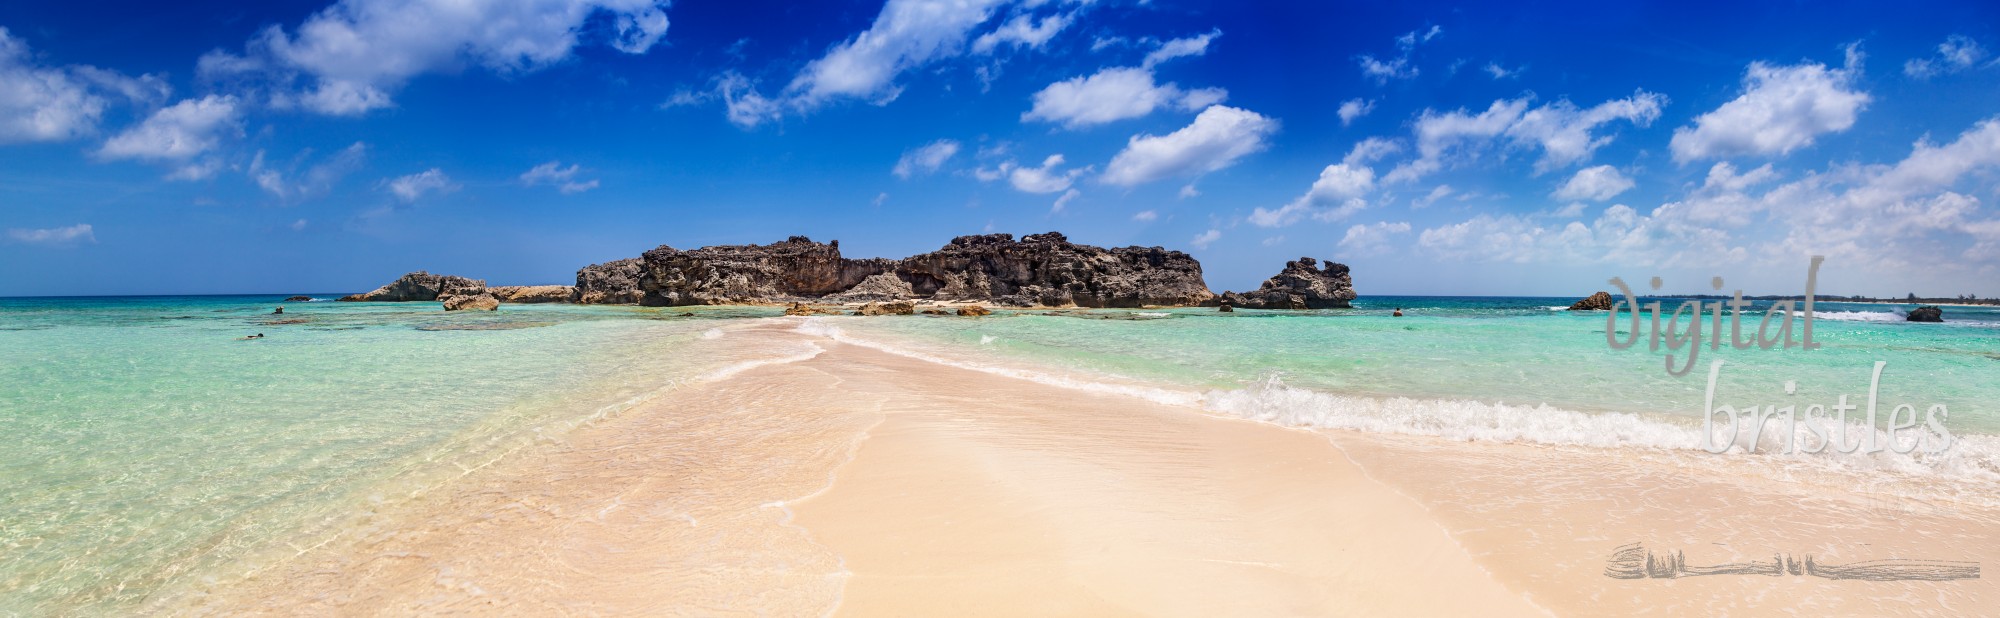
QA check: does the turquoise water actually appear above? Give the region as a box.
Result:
[4,294,1998,613]
[0,296,784,615]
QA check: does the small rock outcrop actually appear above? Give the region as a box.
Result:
[1568,291,1617,311]
[573,258,644,305]
[783,302,841,316]
[442,293,499,311]
[489,285,575,303]
[1218,303,1234,313]
[1217,257,1355,309]
[827,273,916,302]
[282,296,313,302]
[956,305,992,317]
[894,232,1213,308]
[854,300,916,316]
[1907,306,1944,322]
[340,271,485,302]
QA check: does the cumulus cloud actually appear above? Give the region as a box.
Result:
[1141,29,1220,68]
[1132,209,1158,222]
[1191,228,1221,249]
[1101,105,1278,186]
[1022,66,1225,128]
[386,168,458,202]
[893,139,961,178]
[1250,163,1373,227]
[1669,58,1869,162]
[1007,154,1087,193]
[520,160,600,193]
[0,28,169,144]
[1553,165,1635,202]
[1904,35,1989,79]
[1385,91,1664,182]
[970,11,1071,54]
[1337,98,1374,126]
[200,0,670,115]
[1337,221,1411,257]
[6,223,95,246]
[97,95,242,178]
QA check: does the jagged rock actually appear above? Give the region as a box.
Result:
[282,296,313,302]
[1218,303,1234,313]
[1218,257,1355,309]
[573,258,643,304]
[489,285,575,303]
[827,272,916,302]
[956,305,992,317]
[1907,306,1944,322]
[340,271,485,302]
[783,302,841,316]
[894,232,1213,308]
[442,293,499,311]
[637,236,891,306]
[854,300,915,316]
[1568,291,1616,311]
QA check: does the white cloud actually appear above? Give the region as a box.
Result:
[520,160,599,193]
[387,168,458,202]
[1051,188,1079,212]
[1337,221,1411,256]
[1337,98,1374,126]
[1550,202,1588,218]
[250,141,368,199]
[1342,137,1401,167]
[98,95,242,163]
[873,192,888,206]
[1008,154,1086,193]
[1412,184,1453,209]
[1191,228,1221,249]
[1553,164,1635,201]
[893,139,961,178]
[1141,29,1220,68]
[1251,163,1373,227]
[202,0,670,115]
[1905,35,1989,79]
[1132,209,1158,222]
[715,72,782,129]
[1670,59,1869,162]
[6,223,94,246]
[785,0,1008,107]
[1483,62,1523,80]
[290,219,309,231]
[1023,66,1225,128]
[1385,91,1663,182]
[1101,105,1278,186]
[0,28,171,145]
[1177,184,1199,199]
[970,12,1071,54]
[1356,26,1438,83]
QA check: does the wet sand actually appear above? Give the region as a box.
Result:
[171,320,1995,616]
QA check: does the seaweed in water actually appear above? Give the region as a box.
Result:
[1605,542,1978,581]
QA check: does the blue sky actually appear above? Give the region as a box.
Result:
[3,0,1999,297]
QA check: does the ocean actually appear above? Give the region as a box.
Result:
[3,294,1997,613]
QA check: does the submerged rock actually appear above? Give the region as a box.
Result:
[1218,257,1356,309]
[956,305,993,317]
[282,296,313,302]
[854,300,916,316]
[1218,303,1234,313]
[1568,291,1617,311]
[573,258,643,304]
[339,271,484,302]
[1907,306,1944,322]
[489,285,574,303]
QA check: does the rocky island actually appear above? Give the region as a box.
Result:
[342,232,1357,312]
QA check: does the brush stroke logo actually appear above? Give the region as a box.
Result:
[1605,543,1980,581]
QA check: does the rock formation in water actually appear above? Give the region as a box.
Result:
[282,296,313,302]
[893,232,1213,308]
[340,271,485,302]
[1907,306,1944,322]
[489,285,575,303]
[853,300,916,316]
[956,305,992,317]
[825,272,916,302]
[1216,257,1356,309]
[573,258,644,304]
[436,277,496,311]
[1568,291,1617,311]
[635,236,889,306]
